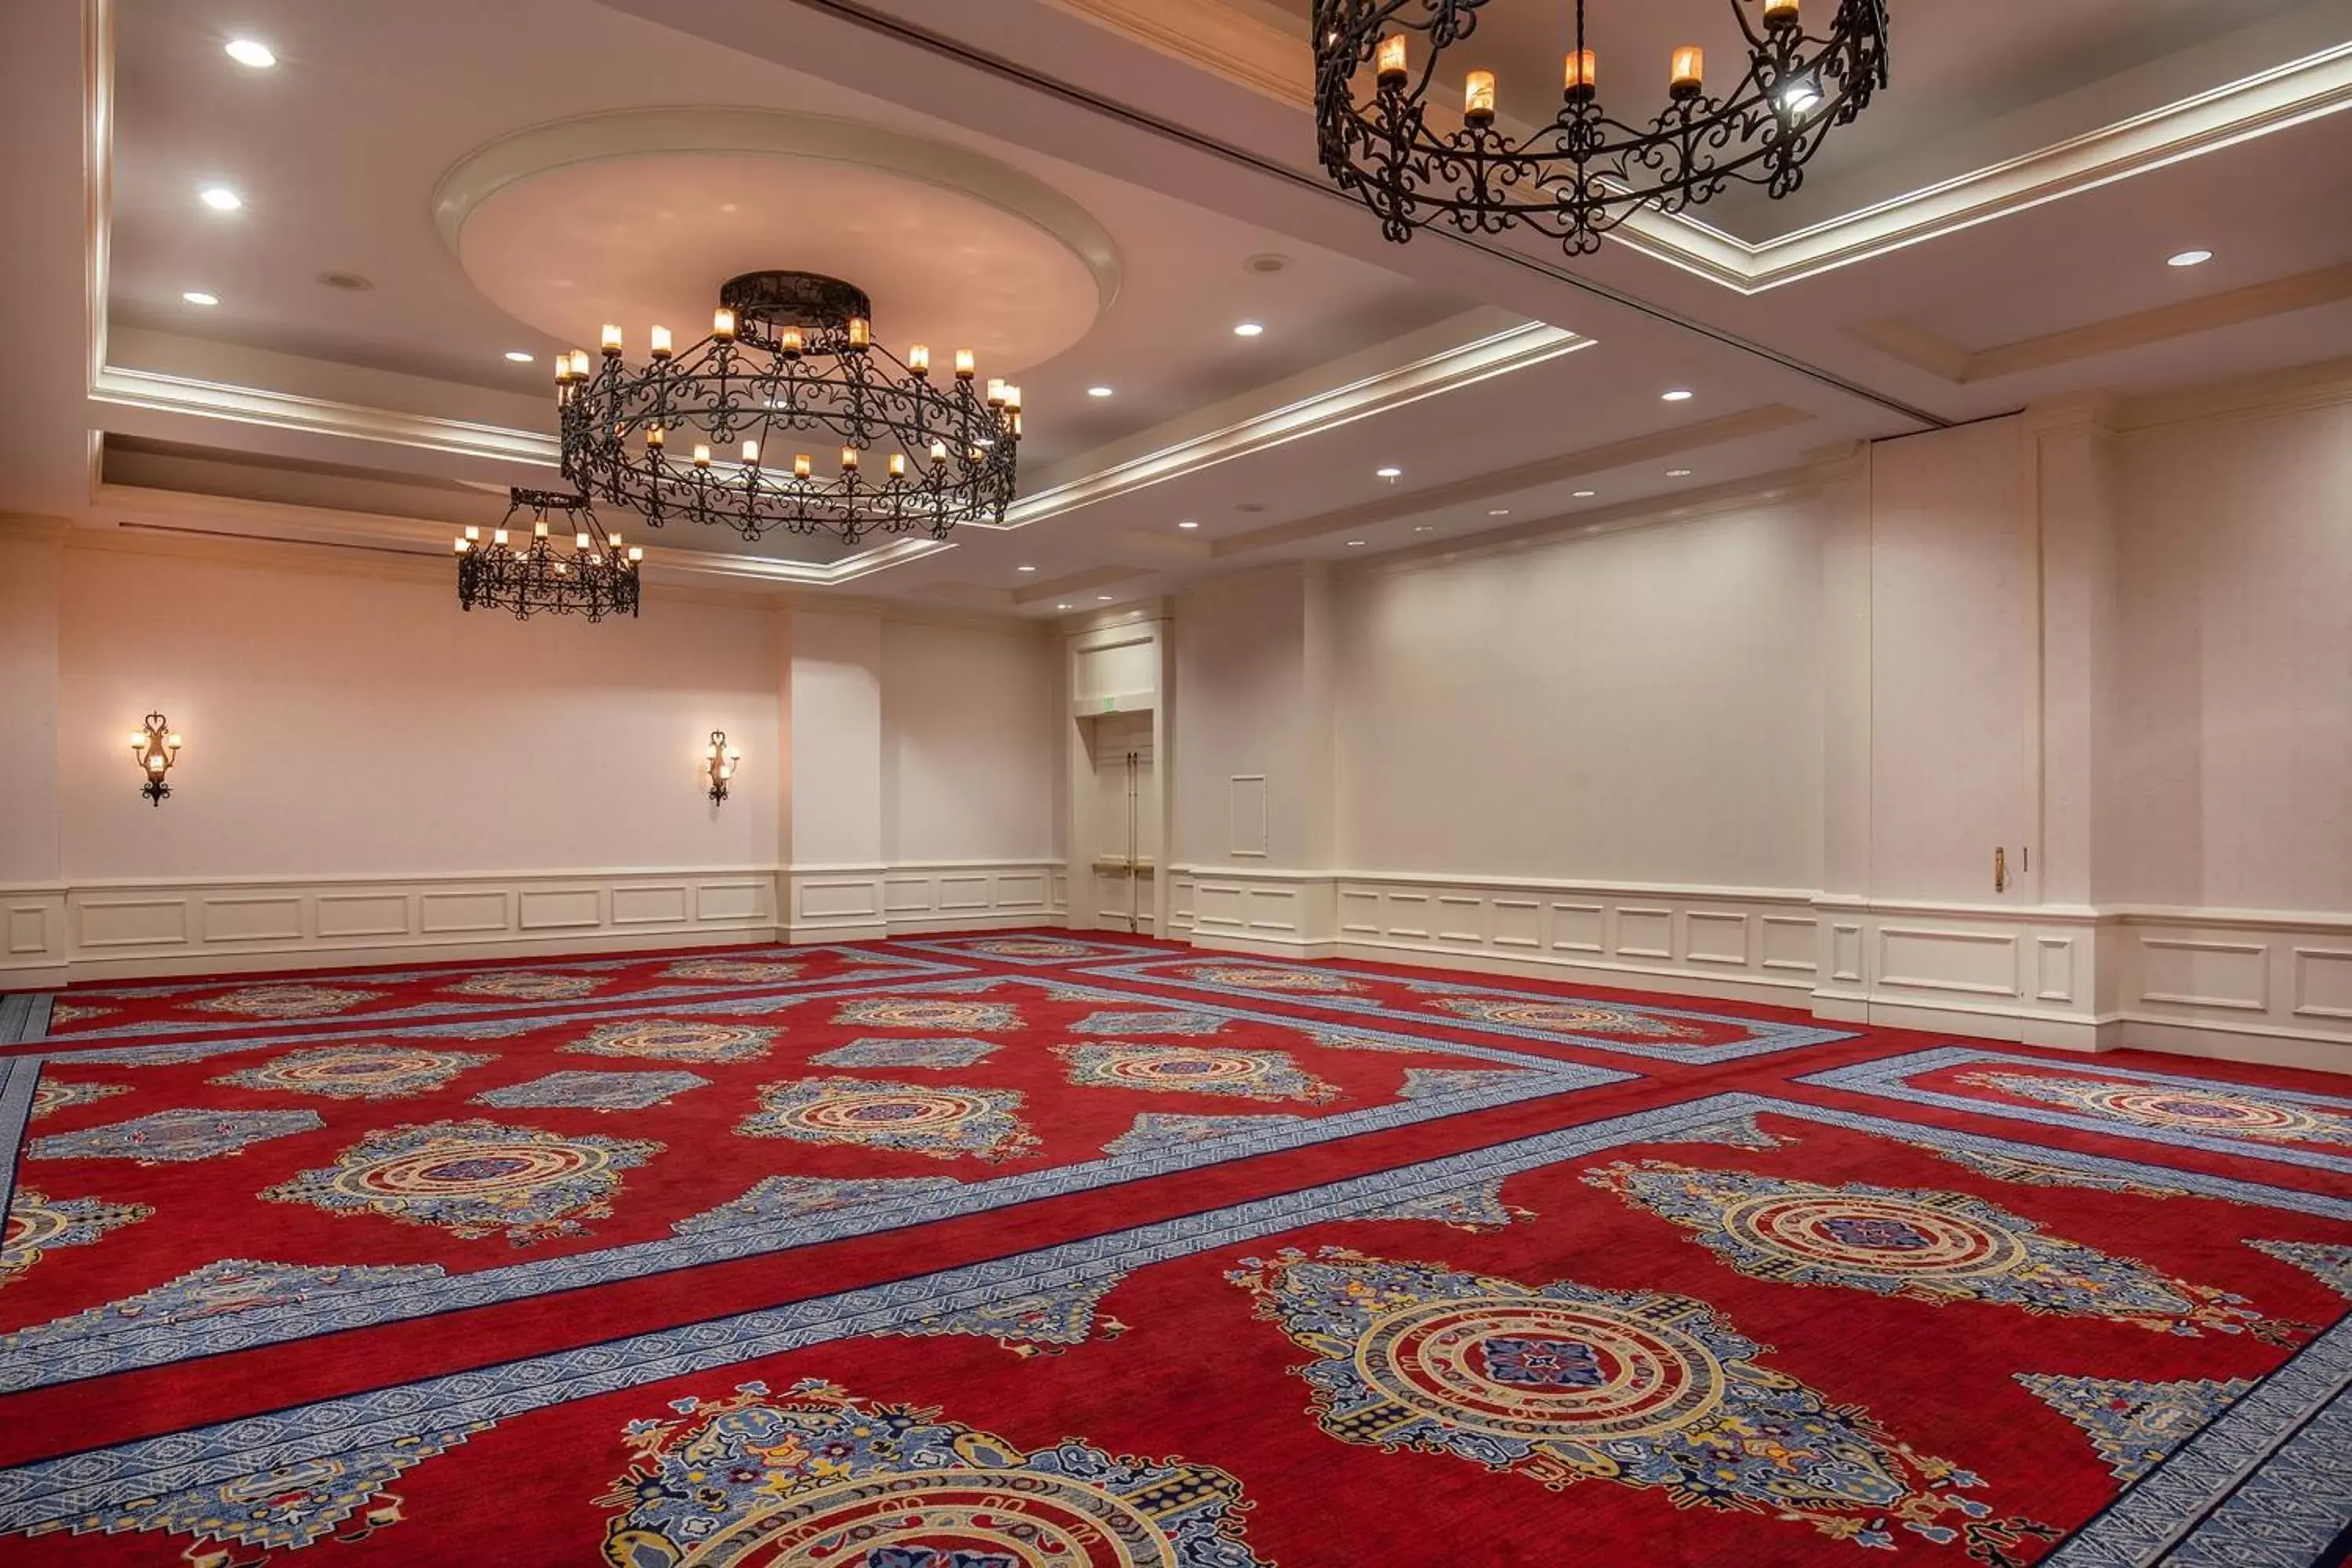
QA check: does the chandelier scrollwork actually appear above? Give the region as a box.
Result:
[554,270,1021,546]
[455,488,642,622]
[1312,0,1889,255]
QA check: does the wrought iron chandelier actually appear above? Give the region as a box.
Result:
[454,488,642,622]
[1312,0,1889,255]
[554,270,1022,546]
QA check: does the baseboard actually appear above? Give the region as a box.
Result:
[1169,865,2352,1073]
[1,859,1072,989]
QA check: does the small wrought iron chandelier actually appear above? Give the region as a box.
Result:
[554,270,1021,546]
[454,488,642,622]
[1312,0,1889,255]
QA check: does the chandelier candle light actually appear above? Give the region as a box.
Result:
[556,271,1020,546]
[455,488,642,621]
[1313,0,1889,254]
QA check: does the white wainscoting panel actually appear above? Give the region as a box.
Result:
[0,868,779,985]
[2109,909,2352,1072]
[782,860,1066,942]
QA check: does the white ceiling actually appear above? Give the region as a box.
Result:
[2,0,2347,615]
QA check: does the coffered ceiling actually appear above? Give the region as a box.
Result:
[2,0,2347,615]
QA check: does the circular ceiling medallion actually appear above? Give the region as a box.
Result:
[433,110,1120,376]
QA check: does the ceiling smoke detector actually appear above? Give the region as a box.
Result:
[317,271,376,292]
[1243,253,1291,274]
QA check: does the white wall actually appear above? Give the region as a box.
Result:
[1333,497,1826,889]
[2,532,1062,980]
[1163,379,2352,1069]
[56,546,782,881]
[882,618,1058,864]
[2114,398,2352,913]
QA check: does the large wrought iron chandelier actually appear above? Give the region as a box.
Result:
[1312,0,1889,255]
[554,270,1021,546]
[455,488,641,622]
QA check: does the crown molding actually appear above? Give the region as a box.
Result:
[1852,263,2352,386]
[2114,352,2352,430]
[1209,402,1814,559]
[1003,320,1588,529]
[1355,453,1854,581]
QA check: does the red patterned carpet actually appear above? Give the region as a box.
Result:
[2,931,2348,1566]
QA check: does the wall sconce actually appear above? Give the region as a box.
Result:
[705,731,742,804]
[129,713,183,806]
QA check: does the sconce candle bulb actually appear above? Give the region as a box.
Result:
[705,731,742,804]
[129,713,182,806]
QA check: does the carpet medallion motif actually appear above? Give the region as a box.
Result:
[1070,1009,1230,1037]
[2015,1372,2251,1483]
[2,1258,445,1358]
[737,1076,1039,1160]
[1100,1112,1308,1157]
[472,1069,710,1112]
[186,983,383,1018]
[23,1425,490,1559]
[2,1190,151,1287]
[1054,1044,1339,1104]
[673,1174,964,1234]
[209,1043,495,1100]
[1421,994,1704,1040]
[1171,963,1363,993]
[2249,1238,2352,1297]
[563,1018,778,1063]
[657,957,805,984]
[810,1036,1001,1070]
[1588,1162,2274,1334]
[440,970,605,1000]
[1229,1247,2031,1552]
[26,1108,324,1165]
[27,1080,129,1120]
[885,1274,1131,1352]
[833,996,1023,1032]
[262,1118,661,1243]
[1958,1069,2352,1145]
[597,1380,1268,1568]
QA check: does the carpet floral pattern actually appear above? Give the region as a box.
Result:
[2,931,2347,1566]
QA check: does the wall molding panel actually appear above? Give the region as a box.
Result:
[1167,867,2352,1069]
[0,860,1071,984]
[0,868,779,985]
[783,860,1065,943]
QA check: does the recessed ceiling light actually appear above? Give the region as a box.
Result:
[1412,524,1434,532]
[1661,388,1693,401]
[1016,564,1037,572]
[1086,385,1114,397]
[1177,519,1199,529]
[1232,321,1265,337]
[504,350,535,364]
[1345,539,1367,546]
[1096,594,1115,601]
[198,185,243,211]
[1666,467,1693,477]
[1486,508,1510,517]
[2166,249,2213,267]
[1375,466,1403,479]
[1056,603,1072,610]
[223,38,276,68]
[1573,488,1596,498]
[180,290,218,307]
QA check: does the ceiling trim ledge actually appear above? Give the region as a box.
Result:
[1620,40,2352,292]
[1004,321,1589,528]
[89,366,562,466]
